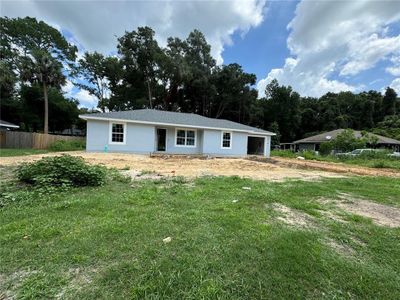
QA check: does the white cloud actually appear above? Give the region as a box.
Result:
[1,0,266,65]
[74,89,98,108]
[389,78,400,94]
[340,34,400,76]
[386,56,400,76]
[62,79,98,107]
[258,0,400,97]
[61,79,74,95]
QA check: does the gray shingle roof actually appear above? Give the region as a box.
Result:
[293,129,400,145]
[80,109,274,135]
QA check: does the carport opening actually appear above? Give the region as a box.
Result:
[247,136,265,155]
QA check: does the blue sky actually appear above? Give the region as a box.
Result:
[2,0,400,108]
[223,0,296,83]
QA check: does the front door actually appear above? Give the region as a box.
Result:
[157,128,166,151]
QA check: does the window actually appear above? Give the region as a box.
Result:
[221,131,232,149]
[175,129,196,147]
[110,123,125,144]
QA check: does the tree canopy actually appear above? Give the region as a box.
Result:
[1,17,399,141]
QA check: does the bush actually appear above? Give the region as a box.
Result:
[271,150,296,158]
[332,129,366,152]
[319,142,333,156]
[302,150,318,160]
[16,155,106,187]
[48,139,86,151]
[372,161,387,168]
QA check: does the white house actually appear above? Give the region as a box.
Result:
[79,109,275,157]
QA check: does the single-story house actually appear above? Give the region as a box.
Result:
[79,109,275,157]
[292,129,400,152]
[0,120,19,131]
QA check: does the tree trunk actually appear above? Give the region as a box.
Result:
[43,82,49,134]
[146,79,153,109]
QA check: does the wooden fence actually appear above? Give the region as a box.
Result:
[0,131,85,149]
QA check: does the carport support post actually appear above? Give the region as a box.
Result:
[264,136,269,157]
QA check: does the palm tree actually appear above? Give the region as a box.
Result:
[20,50,65,134]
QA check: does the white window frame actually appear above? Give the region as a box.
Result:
[175,128,197,148]
[221,131,232,149]
[109,122,127,145]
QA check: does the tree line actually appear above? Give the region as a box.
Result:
[1,17,399,141]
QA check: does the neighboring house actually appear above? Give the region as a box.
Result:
[79,109,275,157]
[291,129,400,152]
[0,120,19,131]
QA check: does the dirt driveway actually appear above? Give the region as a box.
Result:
[1,152,399,181]
[0,151,350,181]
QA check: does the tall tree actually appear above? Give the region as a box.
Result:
[382,87,397,116]
[263,79,301,142]
[0,17,77,133]
[118,27,162,108]
[20,50,66,133]
[211,63,257,122]
[76,52,121,112]
[182,30,216,116]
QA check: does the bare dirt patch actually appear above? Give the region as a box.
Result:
[55,267,98,299]
[270,203,316,228]
[326,239,356,258]
[317,209,348,224]
[0,269,38,300]
[0,151,346,182]
[270,157,400,178]
[320,193,400,228]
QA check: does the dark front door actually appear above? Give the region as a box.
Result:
[157,128,166,151]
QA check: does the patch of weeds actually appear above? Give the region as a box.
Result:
[140,169,156,175]
[170,176,187,184]
[371,160,387,168]
[108,168,132,184]
[119,165,130,171]
[16,155,106,187]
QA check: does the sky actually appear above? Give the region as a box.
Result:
[2,0,400,108]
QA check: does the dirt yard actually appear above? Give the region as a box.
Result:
[270,157,400,177]
[0,151,353,181]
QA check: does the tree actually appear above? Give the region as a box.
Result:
[76,52,119,112]
[331,129,366,152]
[382,87,397,116]
[263,79,301,142]
[1,17,77,133]
[16,83,80,132]
[211,63,257,121]
[181,30,216,116]
[117,27,163,108]
[20,50,66,133]
[269,122,280,146]
[319,142,333,156]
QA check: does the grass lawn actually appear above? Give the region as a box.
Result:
[271,150,400,170]
[1,170,400,299]
[0,148,50,157]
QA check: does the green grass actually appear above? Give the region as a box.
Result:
[1,169,400,299]
[271,150,400,170]
[0,148,50,157]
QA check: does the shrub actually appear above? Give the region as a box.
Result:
[302,150,317,160]
[331,129,366,152]
[16,155,106,187]
[48,139,85,151]
[371,161,387,168]
[271,150,296,158]
[319,142,333,156]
